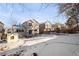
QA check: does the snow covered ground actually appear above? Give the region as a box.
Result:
[0,34,79,56]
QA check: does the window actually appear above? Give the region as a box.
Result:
[29,23,32,26]
[16,29,24,32]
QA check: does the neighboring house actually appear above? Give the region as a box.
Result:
[52,24,57,32]
[7,28,12,33]
[0,21,4,39]
[12,24,25,38]
[22,19,39,37]
[53,23,65,32]
[0,22,4,32]
[12,24,24,33]
[39,21,52,34]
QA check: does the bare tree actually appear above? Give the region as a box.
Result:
[59,3,79,31]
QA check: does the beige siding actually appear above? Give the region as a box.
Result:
[39,21,52,34]
[22,19,39,36]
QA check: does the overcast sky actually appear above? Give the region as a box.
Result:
[0,3,67,27]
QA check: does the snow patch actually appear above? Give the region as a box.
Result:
[23,35,57,46]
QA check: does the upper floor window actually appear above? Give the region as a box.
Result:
[29,23,32,26]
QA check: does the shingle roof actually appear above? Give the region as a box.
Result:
[0,21,4,25]
[22,19,39,24]
[13,24,24,29]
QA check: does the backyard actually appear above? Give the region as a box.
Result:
[0,33,79,56]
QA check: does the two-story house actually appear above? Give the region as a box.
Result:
[0,21,4,39]
[39,21,52,34]
[22,19,39,37]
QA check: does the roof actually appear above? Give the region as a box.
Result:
[0,21,4,25]
[22,19,39,25]
[13,24,24,29]
[44,21,52,25]
[32,19,39,24]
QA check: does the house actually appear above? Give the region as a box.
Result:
[12,24,25,38]
[0,22,4,32]
[51,24,57,32]
[7,28,12,33]
[22,19,39,37]
[53,23,65,33]
[12,24,24,33]
[39,21,52,34]
[0,21,4,39]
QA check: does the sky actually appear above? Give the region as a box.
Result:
[0,3,67,27]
